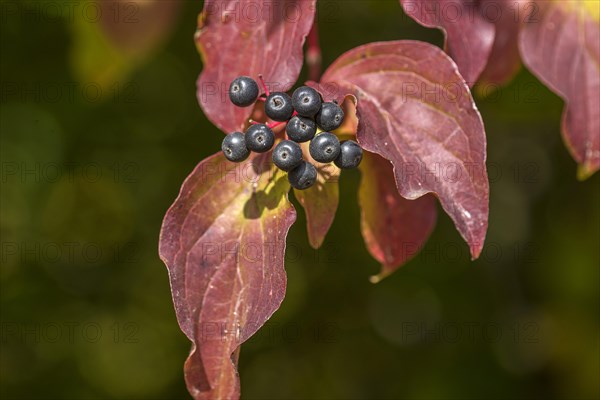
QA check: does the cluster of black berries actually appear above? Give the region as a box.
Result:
[221,76,363,190]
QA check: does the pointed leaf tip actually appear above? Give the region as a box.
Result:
[159,153,296,399]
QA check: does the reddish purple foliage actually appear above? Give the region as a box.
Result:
[195,0,316,133]
[317,41,489,258]
[400,0,495,85]
[520,1,600,178]
[159,153,295,399]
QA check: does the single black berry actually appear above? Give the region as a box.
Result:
[265,92,294,121]
[272,140,303,171]
[229,76,259,107]
[286,116,317,143]
[245,124,275,153]
[292,86,322,117]
[315,102,344,131]
[334,140,363,169]
[309,132,341,163]
[288,160,317,190]
[222,132,250,162]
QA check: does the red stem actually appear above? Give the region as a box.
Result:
[252,111,298,128]
[267,120,286,129]
[249,119,290,130]
[269,111,297,128]
[306,22,322,82]
[258,74,269,96]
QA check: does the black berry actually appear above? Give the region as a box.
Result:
[334,140,363,169]
[292,86,322,117]
[288,161,317,190]
[245,124,275,153]
[315,102,344,131]
[309,132,341,163]
[272,140,303,171]
[286,116,317,143]
[221,132,250,162]
[265,92,294,121]
[229,76,259,107]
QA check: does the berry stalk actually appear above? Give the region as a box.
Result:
[258,74,270,96]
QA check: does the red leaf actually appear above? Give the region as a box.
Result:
[159,152,296,399]
[293,142,341,249]
[400,0,495,85]
[318,41,489,258]
[477,0,523,86]
[195,0,316,133]
[519,1,600,179]
[359,152,437,282]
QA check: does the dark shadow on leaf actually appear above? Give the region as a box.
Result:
[250,153,271,175]
[243,174,289,220]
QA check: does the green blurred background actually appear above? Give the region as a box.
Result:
[1,1,598,399]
